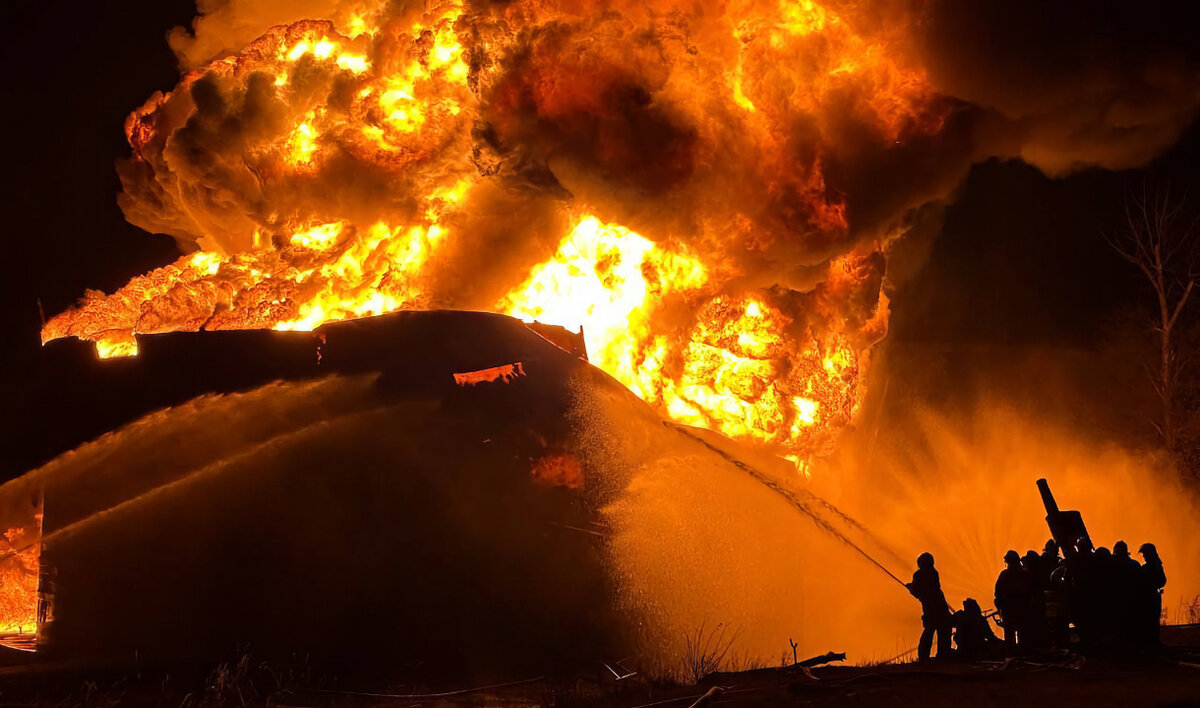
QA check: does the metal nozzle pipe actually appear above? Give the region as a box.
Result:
[1036,478,1059,515]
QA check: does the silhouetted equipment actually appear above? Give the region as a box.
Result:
[1033,478,1173,656]
[1037,478,1091,558]
[525,322,588,360]
[952,598,1003,661]
[797,651,847,668]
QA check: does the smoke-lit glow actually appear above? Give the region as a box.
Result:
[42,0,938,465]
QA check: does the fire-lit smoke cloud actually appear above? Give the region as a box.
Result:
[909,0,1200,174]
[40,0,1200,463]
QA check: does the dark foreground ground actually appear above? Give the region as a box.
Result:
[3,649,1200,707]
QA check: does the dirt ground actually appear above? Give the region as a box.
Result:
[659,659,1200,708]
[304,660,1200,707]
[4,652,1200,707]
[3,626,1199,705]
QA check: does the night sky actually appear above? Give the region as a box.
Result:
[2,0,1198,481]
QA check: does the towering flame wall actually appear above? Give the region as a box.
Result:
[40,0,942,466]
[39,0,1200,467]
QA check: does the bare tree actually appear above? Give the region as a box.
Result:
[1106,184,1200,451]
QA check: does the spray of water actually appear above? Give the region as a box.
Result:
[667,422,908,589]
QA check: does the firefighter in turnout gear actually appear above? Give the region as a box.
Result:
[907,552,952,661]
[995,549,1035,653]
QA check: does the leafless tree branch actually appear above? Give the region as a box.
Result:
[1107,181,1199,451]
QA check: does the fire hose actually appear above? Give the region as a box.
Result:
[666,421,909,590]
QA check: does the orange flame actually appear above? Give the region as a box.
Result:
[453,361,527,386]
[496,216,868,466]
[531,453,585,489]
[0,509,41,637]
[43,0,937,469]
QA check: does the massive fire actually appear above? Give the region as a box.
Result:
[496,216,874,463]
[0,504,41,639]
[41,0,943,467]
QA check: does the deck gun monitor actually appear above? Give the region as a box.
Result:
[1037,478,1091,558]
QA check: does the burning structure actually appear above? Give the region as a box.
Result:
[6,0,1200,677]
[1,309,910,669]
[36,0,1200,467]
[1,312,629,668]
[39,0,915,469]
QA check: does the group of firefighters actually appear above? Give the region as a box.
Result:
[906,538,1168,662]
